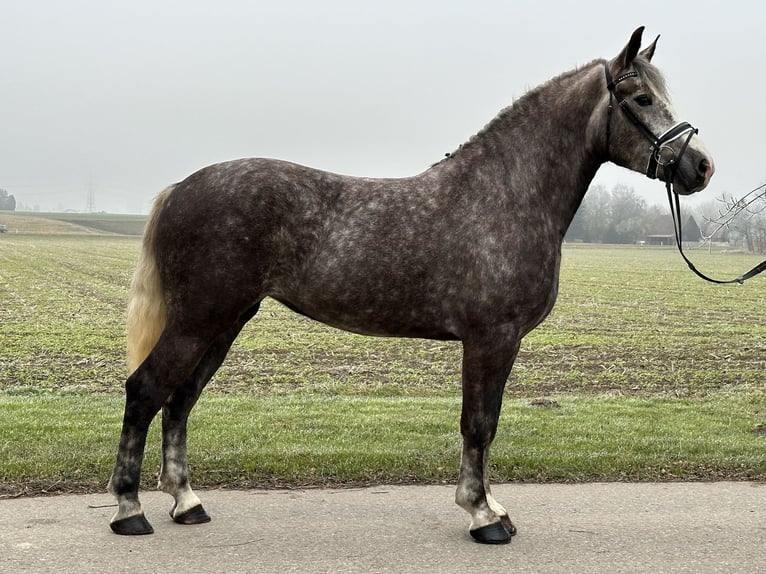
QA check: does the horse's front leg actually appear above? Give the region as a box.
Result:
[455,332,519,544]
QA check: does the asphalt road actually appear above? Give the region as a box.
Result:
[2,482,764,573]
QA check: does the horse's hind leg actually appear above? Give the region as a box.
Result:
[455,331,519,545]
[159,305,259,525]
[108,328,220,535]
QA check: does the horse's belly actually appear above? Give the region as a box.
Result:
[272,293,460,341]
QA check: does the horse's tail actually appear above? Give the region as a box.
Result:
[126,185,174,373]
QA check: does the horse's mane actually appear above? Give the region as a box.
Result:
[434,55,669,166]
[434,59,602,165]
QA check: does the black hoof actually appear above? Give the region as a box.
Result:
[172,504,211,525]
[470,521,512,545]
[500,514,518,537]
[110,514,154,535]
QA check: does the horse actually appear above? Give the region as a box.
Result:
[108,27,714,544]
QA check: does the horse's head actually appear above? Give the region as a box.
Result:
[599,27,714,195]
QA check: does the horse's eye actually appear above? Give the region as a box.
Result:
[634,94,653,107]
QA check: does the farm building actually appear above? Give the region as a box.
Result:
[646,234,675,246]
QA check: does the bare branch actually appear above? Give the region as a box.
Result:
[701,184,766,248]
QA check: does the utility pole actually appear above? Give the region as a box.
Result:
[86,177,95,213]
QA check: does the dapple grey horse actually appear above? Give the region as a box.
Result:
[108,27,713,544]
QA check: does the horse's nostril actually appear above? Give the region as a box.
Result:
[699,158,712,176]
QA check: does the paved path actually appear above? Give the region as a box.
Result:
[2,482,764,573]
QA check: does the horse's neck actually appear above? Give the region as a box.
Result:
[446,61,605,235]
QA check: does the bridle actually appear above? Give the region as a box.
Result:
[604,63,697,184]
[604,62,766,285]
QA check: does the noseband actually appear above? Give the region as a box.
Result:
[603,62,766,285]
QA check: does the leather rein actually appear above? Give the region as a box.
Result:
[604,63,766,285]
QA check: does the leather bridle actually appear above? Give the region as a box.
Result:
[603,62,766,285]
[604,63,698,183]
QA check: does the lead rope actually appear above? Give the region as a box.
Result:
[667,183,766,284]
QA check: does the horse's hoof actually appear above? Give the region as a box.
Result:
[110,514,154,535]
[470,521,512,545]
[172,504,211,525]
[500,514,517,537]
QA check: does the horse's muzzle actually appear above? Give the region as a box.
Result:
[661,142,715,195]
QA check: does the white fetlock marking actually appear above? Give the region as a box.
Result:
[111,497,144,523]
[456,484,501,530]
[486,490,508,518]
[457,482,509,531]
[158,446,202,517]
[456,446,508,531]
[170,484,202,517]
[469,507,502,531]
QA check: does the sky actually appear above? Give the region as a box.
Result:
[2,0,764,214]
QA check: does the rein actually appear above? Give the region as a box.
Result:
[666,182,766,285]
[604,62,766,285]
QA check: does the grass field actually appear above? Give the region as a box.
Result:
[1,235,765,495]
[0,211,146,236]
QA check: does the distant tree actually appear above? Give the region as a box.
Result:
[608,184,647,244]
[643,203,673,236]
[566,184,611,242]
[565,197,588,241]
[701,192,766,253]
[694,198,731,243]
[0,188,16,211]
[567,183,689,244]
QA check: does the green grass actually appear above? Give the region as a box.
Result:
[1,392,764,496]
[1,237,765,495]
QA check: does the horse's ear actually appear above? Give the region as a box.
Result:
[614,26,645,70]
[639,34,660,62]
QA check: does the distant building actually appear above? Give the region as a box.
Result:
[646,234,675,246]
[645,216,701,246]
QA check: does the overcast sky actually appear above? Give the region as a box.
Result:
[2,1,763,213]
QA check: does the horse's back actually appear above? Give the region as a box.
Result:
[150,156,559,340]
[150,158,465,334]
